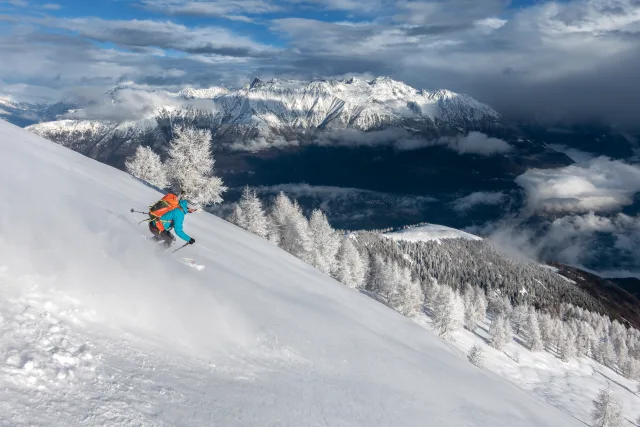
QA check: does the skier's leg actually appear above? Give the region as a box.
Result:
[149,222,161,241]
[160,231,176,248]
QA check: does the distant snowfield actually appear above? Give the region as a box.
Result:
[385,223,483,243]
[0,120,580,426]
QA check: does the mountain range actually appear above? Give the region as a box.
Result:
[3,77,639,279]
[22,77,509,161]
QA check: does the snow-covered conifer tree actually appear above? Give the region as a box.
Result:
[559,324,577,362]
[166,127,226,206]
[238,186,269,238]
[228,204,246,229]
[463,289,485,332]
[576,320,595,357]
[591,387,623,427]
[490,315,511,351]
[467,344,484,368]
[269,193,313,262]
[400,278,424,318]
[510,305,528,336]
[125,145,169,189]
[526,307,544,352]
[309,209,340,275]
[335,236,366,289]
[474,287,487,325]
[432,287,464,341]
[267,192,293,246]
[539,313,556,351]
[391,266,423,317]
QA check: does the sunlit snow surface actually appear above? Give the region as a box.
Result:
[385,224,483,243]
[0,121,578,426]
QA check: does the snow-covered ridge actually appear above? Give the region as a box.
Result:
[385,223,483,243]
[24,76,502,155]
[178,86,230,99]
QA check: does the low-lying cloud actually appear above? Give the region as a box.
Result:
[515,157,640,214]
[452,191,506,213]
[64,87,217,122]
[446,132,512,156]
[483,212,640,279]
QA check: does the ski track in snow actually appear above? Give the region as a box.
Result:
[0,119,587,426]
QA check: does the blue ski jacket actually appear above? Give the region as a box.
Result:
[155,200,192,242]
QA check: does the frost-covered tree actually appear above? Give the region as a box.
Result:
[591,387,624,427]
[309,209,341,275]
[228,204,246,229]
[463,288,486,332]
[125,145,169,189]
[399,278,425,317]
[539,313,557,351]
[510,305,529,336]
[335,236,366,289]
[269,193,314,263]
[467,344,484,368]
[490,315,511,351]
[559,324,577,362]
[576,321,596,357]
[389,265,424,318]
[596,337,617,368]
[238,186,269,238]
[166,127,226,206]
[432,287,465,341]
[526,307,544,352]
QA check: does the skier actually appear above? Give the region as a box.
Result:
[149,199,196,248]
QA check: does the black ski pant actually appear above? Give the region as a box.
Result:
[149,222,176,248]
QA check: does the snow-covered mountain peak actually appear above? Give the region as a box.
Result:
[178,86,230,100]
[24,75,503,154]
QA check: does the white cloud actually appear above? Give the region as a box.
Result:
[64,87,217,121]
[42,3,61,10]
[228,136,299,152]
[1,0,28,7]
[446,132,512,155]
[39,17,278,58]
[138,0,281,20]
[453,191,506,212]
[547,144,597,163]
[515,157,640,213]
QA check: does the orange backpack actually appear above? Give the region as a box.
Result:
[149,193,180,221]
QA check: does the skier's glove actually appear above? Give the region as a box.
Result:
[189,238,196,245]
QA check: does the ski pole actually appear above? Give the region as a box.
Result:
[170,241,190,254]
[130,208,149,215]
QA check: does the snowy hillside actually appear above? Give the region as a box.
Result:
[25,77,502,159]
[385,223,483,243]
[0,120,579,426]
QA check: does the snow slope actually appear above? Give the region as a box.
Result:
[433,317,640,425]
[0,120,578,426]
[385,223,483,243]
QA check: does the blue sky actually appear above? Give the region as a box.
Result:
[0,0,639,125]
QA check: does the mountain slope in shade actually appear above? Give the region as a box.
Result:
[0,120,580,426]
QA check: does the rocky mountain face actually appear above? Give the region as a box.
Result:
[23,77,509,163]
